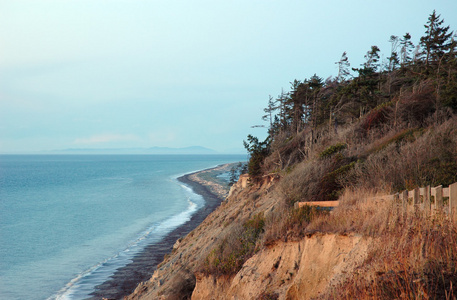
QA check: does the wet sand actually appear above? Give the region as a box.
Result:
[88,166,230,300]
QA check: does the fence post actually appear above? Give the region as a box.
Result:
[435,185,443,211]
[402,190,408,213]
[414,187,420,208]
[450,182,457,222]
[424,185,431,215]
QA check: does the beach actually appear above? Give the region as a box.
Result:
[88,163,235,300]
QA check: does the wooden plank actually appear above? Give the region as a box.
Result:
[424,185,431,213]
[296,201,339,208]
[444,188,450,198]
[409,190,414,198]
[402,190,408,211]
[414,187,420,206]
[435,185,443,209]
[450,183,457,221]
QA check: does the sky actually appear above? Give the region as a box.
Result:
[1,0,456,154]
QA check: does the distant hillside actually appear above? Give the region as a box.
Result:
[147,146,218,154]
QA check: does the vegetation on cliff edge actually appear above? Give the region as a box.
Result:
[205,10,457,298]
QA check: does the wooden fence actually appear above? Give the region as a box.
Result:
[392,182,457,217]
[295,182,457,218]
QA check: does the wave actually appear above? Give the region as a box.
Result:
[50,180,203,300]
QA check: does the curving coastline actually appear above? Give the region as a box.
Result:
[87,164,233,300]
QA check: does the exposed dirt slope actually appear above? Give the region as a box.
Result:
[192,233,369,300]
[126,175,371,300]
[126,175,277,300]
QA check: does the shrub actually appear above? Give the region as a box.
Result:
[397,81,436,126]
[319,161,356,200]
[360,102,393,131]
[363,127,422,157]
[279,159,334,206]
[346,117,457,192]
[319,142,347,159]
[202,213,265,275]
[263,202,329,244]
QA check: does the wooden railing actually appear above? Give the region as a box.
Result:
[391,182,457,216]
[295,182,457,217]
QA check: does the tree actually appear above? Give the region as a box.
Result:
[262,95,277,136]
[388,35,400,71]
[336,51,351,82]
[274,89,291,134]
[363,45,381,74]
[288,79,306,134]
[420,10,453,66]
[400,33,414,66]
[308,74,324,128]
[243,135,270,180]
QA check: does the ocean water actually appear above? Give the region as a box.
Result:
[0,154,245,300]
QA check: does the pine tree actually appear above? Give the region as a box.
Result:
[336,51,351,82]
[363,45,381,73]
[420,10,453,66]
[262,95,277,136]
[288,79,306,134]
[400,33,414,66]
[275,89,290,134]
[388,35,400,71]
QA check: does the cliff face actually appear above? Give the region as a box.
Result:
[192,234,369,300]
[126,175,370,300]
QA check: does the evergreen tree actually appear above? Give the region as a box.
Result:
[275,89,291,133]
[420,10,453,66]
[388,36,400,71]
[335,51,351,82]
[262,95,277,136]
[288,79,306,134]
[400,33,414,66]
[243,135,270,180]
[308,74,324,128]
[363,45,381,74]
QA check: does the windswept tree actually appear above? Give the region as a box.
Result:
[275,89,291,133]
[400,33,414,66]
[335,51,351,82]
[262,95,277,136]
[388,35,400,71]
[243,135,270,180]
[363,45,381,74]
[288,79,307,134]
[308,74,324,128]
[420,10,453,66]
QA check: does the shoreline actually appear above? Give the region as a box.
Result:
[88,164,232,300]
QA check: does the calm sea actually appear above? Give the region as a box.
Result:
[0,154,245,300]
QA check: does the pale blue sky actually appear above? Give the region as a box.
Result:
[1,0,456,153]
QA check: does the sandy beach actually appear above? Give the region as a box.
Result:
[88,164,235,300]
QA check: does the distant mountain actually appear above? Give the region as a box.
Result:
[146,146,218,154]
[53,146,218,155]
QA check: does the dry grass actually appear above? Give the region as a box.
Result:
[200,213,265,275]
[255,112,457,298]
[312,188,457,300]
[262,201,328,245]
[278,158,335,205]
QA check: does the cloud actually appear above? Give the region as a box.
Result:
[73,134,139,145]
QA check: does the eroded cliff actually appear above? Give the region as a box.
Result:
[126,175,371,300]
[192,233,369,300]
